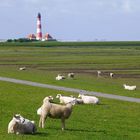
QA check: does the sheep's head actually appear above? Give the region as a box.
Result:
[56,94,61,99]
[48,96,53,100]
[43,96,54,103]
[13,114,25,123]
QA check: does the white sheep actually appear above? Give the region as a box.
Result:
[19,67,26,71]
[56,74,65,80]
[123,84,136,90]
[110,72,114,78]
[68,73,75,78]
[38,96,76,130]
[8,114,36,134]
[97,71,101,77]
[56,94,76,104]
[78,94,99,104]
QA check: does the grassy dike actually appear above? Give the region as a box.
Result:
[0,41,140,139]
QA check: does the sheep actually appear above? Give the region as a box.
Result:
[78,94,99,104]
[19,67,26,71]
[68,73,75,78]
[56,74,65,80]
[8,114,36,134]
[56,94,76,104]
[123,84,136,90]
[38,96,76,130]
[97,71,101,77]
[110,72,114,78]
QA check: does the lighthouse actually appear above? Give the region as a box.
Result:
[36,13,42,40]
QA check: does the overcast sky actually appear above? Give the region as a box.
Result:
[0,0,140,41]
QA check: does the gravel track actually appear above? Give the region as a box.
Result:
[0,76,140,103]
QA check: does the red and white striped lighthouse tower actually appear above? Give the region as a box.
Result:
[36,13,42,40]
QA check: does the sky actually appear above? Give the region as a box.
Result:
[0,0,140,41]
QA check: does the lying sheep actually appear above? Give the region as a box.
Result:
[78,94,99,104]
[19,67,26,71]
[56,74,65,80]
[38,96,76,130]
[97,71,101,77]
[110,72,114,78]
[8,114,36,134]
[68,73,75,78]
[123,84,136,90]
[56,94,76,104]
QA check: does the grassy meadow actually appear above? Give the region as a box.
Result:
[0,41,140,139]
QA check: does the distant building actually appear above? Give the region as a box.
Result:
[27,34,36,40]
[36,13,42,40]
[27,13,56,41]
[43,33,53,41]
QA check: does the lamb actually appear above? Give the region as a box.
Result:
[56,74,65,80]
[78,94,99,104]
[19,67,26,71]
[56,94,76,104]
[38,96,76,130]
[68,73,75,78]
[110,72,114,78]
[8,114,36,134]
[123,84,136,90]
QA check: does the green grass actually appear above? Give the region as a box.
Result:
[0,81,140,140]
[0,42,140,139]
[1,41,140,48]
[0,45,139,98]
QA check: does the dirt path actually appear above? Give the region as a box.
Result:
[0,76,140,103]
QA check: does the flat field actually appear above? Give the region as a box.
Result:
[0,42,140,139]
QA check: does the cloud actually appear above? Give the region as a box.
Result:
[0,0,15,7]
[121,0,132,13]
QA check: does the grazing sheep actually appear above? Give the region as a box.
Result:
[68,73,75,78]
[78,94,99,104]
[56,74,65,80]
[123,84,136,90]
[38,96,76,130]
[56,94,76,104]
[97,71,101,77]
[8,114,36,134]
[19,67,26,71]
[110,72,114,78]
